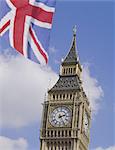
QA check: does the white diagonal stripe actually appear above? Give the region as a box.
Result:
[29,0,55,12]
[28,27,48,65]
[31,18,52,29]
[0,12,11,36]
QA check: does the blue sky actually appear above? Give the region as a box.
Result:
[0,0,114,150]
[49,1,114,149]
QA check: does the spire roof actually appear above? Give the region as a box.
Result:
[48,26,83,93]
[48,75,82,92]
[62,25,78,66]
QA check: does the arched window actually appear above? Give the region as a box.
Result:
[65,142,68,150]
[71,68,72,73]
[51,143,53,150]
[54,143,57,150]
[56,94,58,99]
[62,131,64,137]
[47,131,49,137]
[76,131,78,136]
[53,95,55,100]
[62,142,64,150]
[47,142,49,150]
[63,68,65,74]
[58,131,60,137]
[70,94,72,99]
[51,131,53,137]
[65,130,67,137]
[67,94,68,99]
[74,68,76,74]
[69,130,71,136]
[69,68,70,73]
[66,68,68,74]
[69,141,71,149]
[58,142,61,150]
[55,130,57,137]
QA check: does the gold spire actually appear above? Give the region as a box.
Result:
[73,25,77,36]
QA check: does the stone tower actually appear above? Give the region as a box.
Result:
[40,26,91,150]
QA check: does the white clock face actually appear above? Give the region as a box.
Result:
[49,106,72,127]
[84,112,89,135]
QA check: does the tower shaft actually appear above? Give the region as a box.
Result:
[40,27,91,150]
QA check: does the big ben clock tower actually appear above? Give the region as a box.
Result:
[40,26,91,150]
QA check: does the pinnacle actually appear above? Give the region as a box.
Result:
[62,26,78,66]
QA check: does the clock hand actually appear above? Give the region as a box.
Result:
[58,114,65,118]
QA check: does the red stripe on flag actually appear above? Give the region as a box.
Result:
[29,27,48,64]
[13,10,25,54]
[28,5,53,24]
[0,20,10,34]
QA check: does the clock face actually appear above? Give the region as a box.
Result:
[49,106,72,127]
[84,111,89,135]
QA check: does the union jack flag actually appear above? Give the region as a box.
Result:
[0,0,56,65]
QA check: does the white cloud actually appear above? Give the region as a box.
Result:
[81,64,104,115]
[0,52,103,128]
[93,145,115,150]
[0,136,28,150]
[0,53,58,128]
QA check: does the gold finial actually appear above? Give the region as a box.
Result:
[73,25,77,36]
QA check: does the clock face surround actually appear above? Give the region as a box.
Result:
[49,106,72,127]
